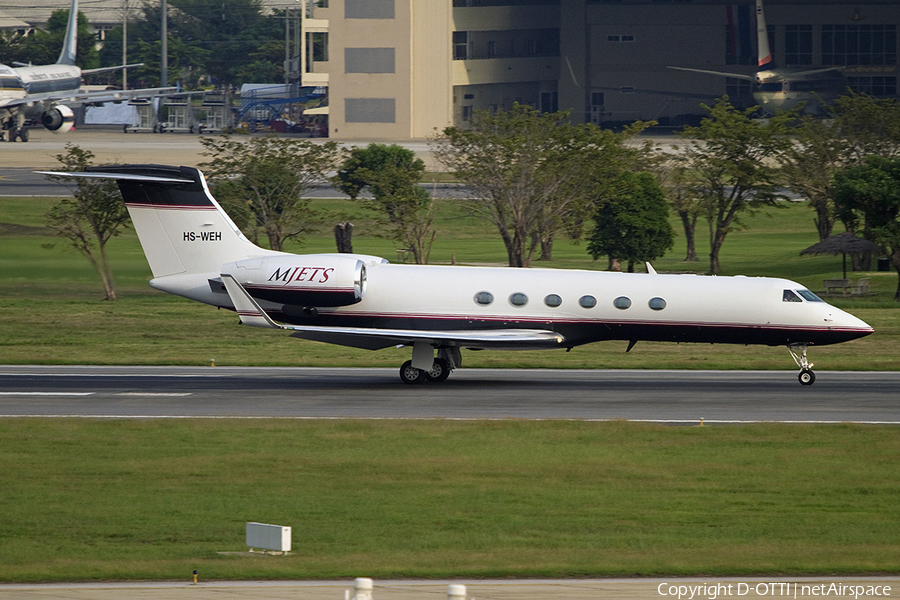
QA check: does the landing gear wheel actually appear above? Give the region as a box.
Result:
[425,358,451,383]
[18,127,28,142]
[788,343,816,386]
[7,128,17,142]
[399,360,426,384]
[798,369,816,386]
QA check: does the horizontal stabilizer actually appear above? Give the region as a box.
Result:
[36,170,193,184]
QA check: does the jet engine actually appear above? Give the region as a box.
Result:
[41,105,75,133]
[221,254,368,307]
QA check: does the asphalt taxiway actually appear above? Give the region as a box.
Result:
[1,366,899,423]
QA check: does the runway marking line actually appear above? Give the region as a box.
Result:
[0,392,93,396]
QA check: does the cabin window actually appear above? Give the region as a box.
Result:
[509,292,528,307]
[474,291,494,306]
[797,289,825,302]
[783,289,802,303]
[613,296,632,310]
[579,295,597,309]
[544,294,562,307]
[649,297,667,311]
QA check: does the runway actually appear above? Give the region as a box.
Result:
[1,366,898,423]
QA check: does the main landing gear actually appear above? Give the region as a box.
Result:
[398,346,459,384]
[788,343,816,386]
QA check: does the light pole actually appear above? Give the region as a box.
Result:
[121,0,127,90]
[160,0,168,87]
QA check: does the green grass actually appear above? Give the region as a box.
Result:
[1,196,897,369]
[1,419,898,582]
[2,198,900,583]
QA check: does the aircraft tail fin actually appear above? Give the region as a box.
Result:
[755,0,775,70]
[56,0,79,66]
[39,165,281,279]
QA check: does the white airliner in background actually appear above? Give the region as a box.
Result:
[669,0,846,114]
[0,0,174,142]
[41,165,873,385]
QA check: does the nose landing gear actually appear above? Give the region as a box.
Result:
[788,343,816,386]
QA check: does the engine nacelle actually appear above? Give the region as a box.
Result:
[221,254,370,307]
[42,104,75,133]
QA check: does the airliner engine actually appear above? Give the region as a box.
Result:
[221,254,368,307]
[42,105,75,133]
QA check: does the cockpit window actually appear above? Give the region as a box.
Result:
[783,290,802,303]
[797,289,824,302]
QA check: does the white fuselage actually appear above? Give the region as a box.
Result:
[154,260,872,349]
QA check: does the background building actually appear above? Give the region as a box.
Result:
[303,0,899,139]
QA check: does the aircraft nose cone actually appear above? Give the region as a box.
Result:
[832,308,874,340]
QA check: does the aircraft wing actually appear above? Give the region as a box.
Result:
[1,86,178,109]
[667,66,757,82]
[783,66,845,78]
[595,86,719,100]
[221,274,566,351]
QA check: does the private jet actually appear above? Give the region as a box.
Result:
[40,165,873,385]
[0,0,174,142]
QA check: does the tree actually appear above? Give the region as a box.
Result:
[681,97,798,274]
[434,103,644,268]
[199,135,341,251]
[833,156,900,300]
[655,155,701,262]
[830,92,900,164]
[128,0,283,89]
[782,94,900,243]
[334,144,436,264]
[588,171,674,271]
[45,145,131,301]
[12,9,98,69]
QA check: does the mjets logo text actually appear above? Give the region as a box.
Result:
[269,267,333,285]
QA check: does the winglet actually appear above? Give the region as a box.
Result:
[646,262,658,275]
[221,274,284,330]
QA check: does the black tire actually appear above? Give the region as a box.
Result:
[19,128,28,142]
[424,358,451,383]
[399,360,426,384]
[798,369,816,386]
[7,128,17,142]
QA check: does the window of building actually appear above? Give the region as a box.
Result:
[590,91,605,125]
[822,24,897,66]
[454,0,560,5]
[726,77,753,103]
[785,25,813,65]
[540,92,558,113]
[345,48,395,73]
[345,98,396,123]
[848,76,897,97]
[453,31,469,60]
[346,0,394,19]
